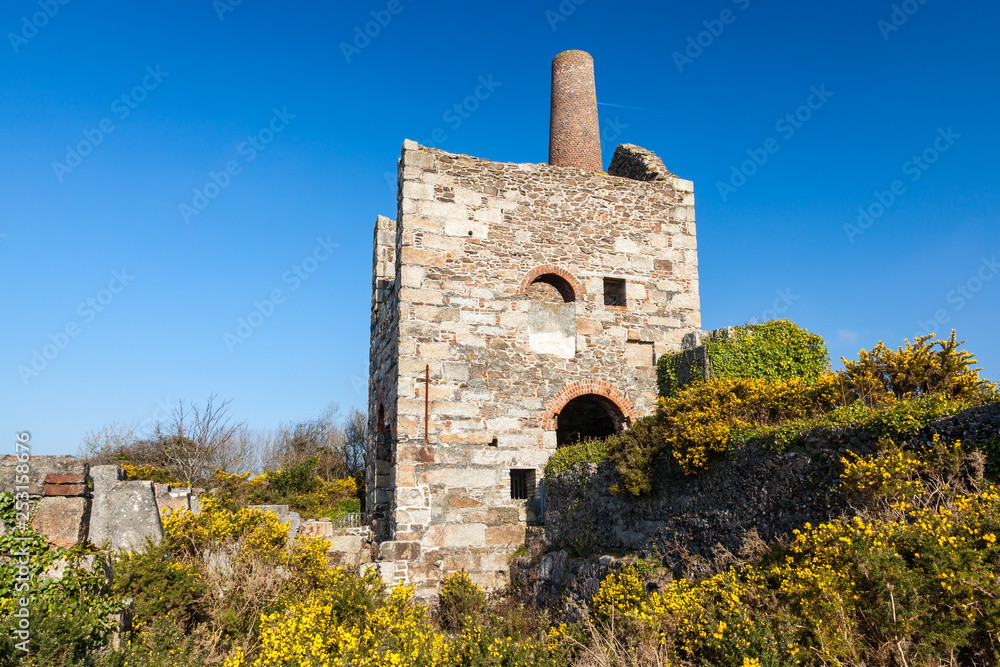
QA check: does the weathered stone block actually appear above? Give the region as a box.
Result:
[380,540,420,561]
[88,479,163,553]
[157,496,190,518]
[327,535,364,553]
[423,523,486,548]
[32,496,89,549]
[486,525,526,546]
[299,520,334,539]
[421,468,496,488]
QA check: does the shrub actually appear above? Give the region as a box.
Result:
[704,320,830,384]
[842,331,997,406]
[210,465,358,519]
[0,495,126,667]
[113,542,208,633]
[437,570,487,631]
[611,332,995,494]
[611,374,843,493]
[120,461,177,484]
[590,447,1000,667]
[544,438,608,478]
[657,320,830,397]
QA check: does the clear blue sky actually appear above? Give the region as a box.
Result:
[2,0,998,455]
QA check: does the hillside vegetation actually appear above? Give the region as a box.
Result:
[2,324,1000,666]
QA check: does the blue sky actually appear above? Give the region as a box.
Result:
[2,0,998,456]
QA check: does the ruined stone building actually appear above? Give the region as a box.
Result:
[366,50,701,597]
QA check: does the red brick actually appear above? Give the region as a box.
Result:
[44,483,86,497]
[46,473,85,485]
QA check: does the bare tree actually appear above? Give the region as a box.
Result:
[77,420,143,464]
[150,395,247,485]
[343,407,368,477]
[258,402,367,480]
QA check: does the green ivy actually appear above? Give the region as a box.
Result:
[656,320,830,398]
[655,353,682,399]
[705,320,829,383]
[0,493,127,665]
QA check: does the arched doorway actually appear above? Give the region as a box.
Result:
[556,394,629,447]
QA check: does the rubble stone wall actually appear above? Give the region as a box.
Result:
[543,403,1000,563]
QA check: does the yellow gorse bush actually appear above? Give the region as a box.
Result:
[121,461,178,483]
[163,495,290,564]
[592,443,1000,666]
[226,575,561,667]
[593,564,769,660]
[655,374,843,474]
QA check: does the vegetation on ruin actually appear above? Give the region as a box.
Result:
[585,436,1000,666]
[210,464,362,521]
[3,325,1000,666]
[599,331,998,495]
[657,320,830,398]
[545,438,608,478]
[8,429,1000,666]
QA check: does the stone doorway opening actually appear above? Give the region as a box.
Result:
[556,394,628,447]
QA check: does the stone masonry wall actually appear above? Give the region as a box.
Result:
[368,139,700,598]
[368,213,400,540]
[543,402,1000,563]
[2,457,371,565]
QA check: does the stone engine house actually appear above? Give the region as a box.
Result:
[366,50,701,596]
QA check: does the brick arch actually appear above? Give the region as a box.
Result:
[541,380,639,431]
[517,265,585,302]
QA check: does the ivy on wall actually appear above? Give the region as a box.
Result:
[657,320,830,397]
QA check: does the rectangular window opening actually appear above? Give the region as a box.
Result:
[510,469,536,500]
[604,278,627,307]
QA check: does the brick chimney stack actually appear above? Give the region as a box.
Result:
[549,50,602,171]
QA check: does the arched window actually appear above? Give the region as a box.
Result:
[518,266,583,303]
[527,273,576,303]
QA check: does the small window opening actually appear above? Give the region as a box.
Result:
[510,469,535,500]
[604,278,626,307]
[490,436,499,447]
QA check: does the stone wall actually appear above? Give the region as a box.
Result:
[367,138,700,598]
[1,455,91,549]
[368,212,401,541]
[607,144,675,182]
[2,457,371,566]
[543,402,1000,563]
